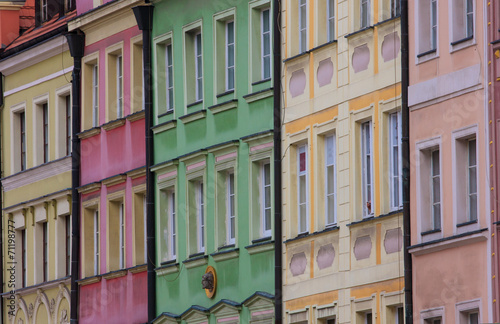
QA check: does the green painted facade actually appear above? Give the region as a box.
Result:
[151,0,275,322]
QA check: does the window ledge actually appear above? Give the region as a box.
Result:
[409,228,488,256]
[457,219,477,227]
[283,51,308,63]
[77,182,101,194]
[0,276,70,297]
[157,110,174,119]
[102,118,126,131]
[450,35,473,47]
[186,100,203,109]
[490,39,500,45]
[182,254,208,269]
[416,48,437,58]
[345,26,374,39]
[309,39,338,53]
[126,110,145,122]
[102,269,127,280]
[252,236,272,244]
[77,275,102,286]
[101,174,126,187]
[152,119,177,134]
[210,247,239,262]
[245,240,274,255]
[128,264,147,274]
[243,87,273,104]
[216,89,235,98]
[179,109,206,124]
[284,226,340,244]
[347,209,402,227]
[252,78,271,86]
[77,127,101,140]
[155,262,180,276]
[373,15,400,27]
[208,99,238,114]
[421,228,441,236]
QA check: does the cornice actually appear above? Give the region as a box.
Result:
[2,157,71,192]
[0,35,68,76]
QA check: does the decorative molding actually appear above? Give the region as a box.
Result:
[208,99,238,114]
[210,248,239,262]
[182,255,208,269]
[128,264,147,274]
[152,120,177,134]
[102,174,127,187]
[78,182,101,194]
[4,66,74,97]
[126,110,145,122]
[127,167,146,179]
[245,241,274,255]
[76,276,101,286]
[101,118,126,131]
[77,127,101,140]
[179,109,207,124]
[2,157,71,192]
[102,270,127,280]
[155,263,179,276]
[243,88,273,103]
[409,230,487,256]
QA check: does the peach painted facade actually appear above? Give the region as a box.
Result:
[68,0,147,323]
[408,0,491,322]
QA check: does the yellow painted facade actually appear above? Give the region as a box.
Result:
[281,0,404,323]
[1,37,72,324]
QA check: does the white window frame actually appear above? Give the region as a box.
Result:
[195,32,203,101]
[225,20,235,91]
[226,171,236,244]
[430,0,437,50]
[197,181,205,252]
[143,194,147,264]
[360,0,370,29]
[299,0,308,53]
[465,0,473,38]
[261,8,272,80]
[94,210,99,275]
[467,138,477,221]
[327,0,335,41]
[325,134,337,226]
[430,148,441,230]
[92,64,99,127]
[166,43,174,112]
[41,0,48,21]
[389,112,403,211]
[261,161,272,237]
[297,144,309,233]
[119,203,125,269]
[168,191,177,259]
[116,55,123,119]
[361,121,374,218]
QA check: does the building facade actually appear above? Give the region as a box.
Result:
[150,0,276,322]
[67,0,147,322]
[0,1,75,322]
[408,0,491,322]
[280,0,405,323]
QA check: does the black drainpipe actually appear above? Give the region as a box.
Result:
[132,6,155,323]
[400,0,412,321]
[273,0,282,323]
[0,72,4,324]
[66,30,85,324]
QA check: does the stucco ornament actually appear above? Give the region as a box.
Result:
[202,266,217,299]
[50,298,56,314]
[60,309,69,324]
[17,319,23,324]
[28,303,34,318]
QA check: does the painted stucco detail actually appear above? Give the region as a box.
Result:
[316,244,335,269]
[289,69,306,97]
[381,32,400,62]
[290,252,307,276]
[353,235,372,260]
[352,44,370,73]
[317,58,334,87]
[384,228,403,254]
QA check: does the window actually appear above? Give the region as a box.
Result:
[325,135,337,226]
[94,210,99,275]
[396,307,404,324]
[119,202,125,269]
[451,0,473,43]
[144,194,147,263]
[465,0,473,37]
[361,121,374,217]
[226,21,235,91]
[66,216,71,276]
[299,0,308,53]
[169,192,176,259]
[360,0,370,29]
[424,319,441,324]
[430,149,440,230]
[42,103,49,164]
[390,112,402,210]
[261,9,271,80]
[298,145,308,233]
[467,139,477,221]
[417,0,438,55]
[391,0,400,17]
[261,162,272,237]
[131,37,144,113]
[430,0,437,50]
[20,112,26,171]
[117,55,123,119]
[166,44,174,112]
[226,172,236,244]
[327,0,335,41]
[21,229,27,287]
[42,222,48,282]
[195,33,203,101]
[197,181,205,252]
[467,313,478,324]
[41,0,48,21]
[66,95,71,156]
[92,64,99,127]
[364,312,373,324]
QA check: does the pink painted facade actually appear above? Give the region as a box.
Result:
[72,2,147,323]
[409,0,492,322]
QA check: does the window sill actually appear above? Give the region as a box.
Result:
[252,78,271,86]
[216,89,235,98]
[152,119,177,134]
[345,26,374,39]
[102,269,127,280]
[309,39,338,53]
[178,109,206,124]
[252,236,272,244]
[182,254,208,269]
[416,48,437,58]
[457,219,477,227]
[77,127,101,140]
[421,228,441,236]
[155,261,179,276]
[128,263,147,274]
[157,110,174,119]
[245,239,274,255]
[210,247,239,262]
[284,226,340,244]
[243,87,273,104]
[77,275,102,286]
[208,99,238,114]
[450,35,473,46]
[102,118,126,131]
[186,100,203,109]
[373,15,400,27]
[347,209,402,227]
[409,228,488,256]
[450,36,475,52]
[283,51,309,63]
[416,49,438,64]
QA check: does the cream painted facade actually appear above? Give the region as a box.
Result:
[281,0,404,323]
[0,35,73,324]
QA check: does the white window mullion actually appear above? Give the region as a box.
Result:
[198,182,205,252]
[327,0,335,42]
[117,55,123,118]
[467,139,477,222]
[166,44,174,112]
[92,64,99,127]
[195,33,203,101]
[261,162,272,237]
[261,8,271,80]
[325,135,337,226]
[297,145,308,233]
[225,21,235,91]
[227,172,236,244]
[361,121,373,217]
[119,203,125,269]
[169,192,176,259]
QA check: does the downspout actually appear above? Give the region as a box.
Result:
[273,0,282,323]
[400,0,412,321]
[0,72,4,324]
[132,6,155,322]
[65,30,85,324]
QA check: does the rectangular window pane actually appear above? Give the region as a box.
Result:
[469,312,478,324]
[262,8,271,80]
[298,145,308,233]
[117,56,123,118]
[195,33,203,101]
[431,0,437,50]
[327,0,335,41]
[326,135,336,225]
[299,0,307,52]
[466,0,473,37]
[226,21,235,91]
[198,182,204,251]
[166,44,174,111]
[262,162,272,234]
[362,122,373,217]
[92,64,99,127]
